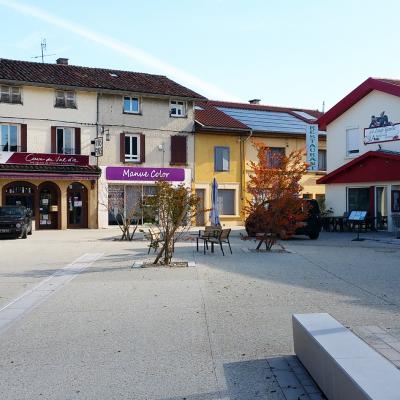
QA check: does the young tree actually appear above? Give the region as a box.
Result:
[244,142,308,250]
[145,181,199,265]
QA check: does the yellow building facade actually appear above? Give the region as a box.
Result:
[194,101,326,227]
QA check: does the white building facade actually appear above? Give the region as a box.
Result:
[318,78,400,232]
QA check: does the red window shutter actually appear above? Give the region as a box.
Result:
[120,132,125,163]
[75,128,81,155]
[170,135,187,165]
[20,124,27,152]
[140,133,145,163]
[51,126,57,153]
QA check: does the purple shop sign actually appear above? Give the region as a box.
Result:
[106,166,185,182]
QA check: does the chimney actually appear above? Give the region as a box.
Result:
[249,99,261,105]
[56,58,69,65]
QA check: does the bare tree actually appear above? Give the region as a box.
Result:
[144,181,199,265]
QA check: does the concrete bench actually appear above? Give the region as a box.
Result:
[293,313,400,400]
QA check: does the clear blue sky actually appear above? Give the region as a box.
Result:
[1,0,399,110]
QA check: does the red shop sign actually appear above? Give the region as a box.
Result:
[0,152,89,166]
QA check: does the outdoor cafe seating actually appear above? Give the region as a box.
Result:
[321,212,388,232]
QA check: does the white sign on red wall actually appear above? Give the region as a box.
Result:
[0,152,89,166]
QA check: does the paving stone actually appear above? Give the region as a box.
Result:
[281,386,308,400]
[363,325,386,334]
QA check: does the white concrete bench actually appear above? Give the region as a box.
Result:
[293,313,400,400]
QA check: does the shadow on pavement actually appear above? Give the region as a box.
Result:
[158,355,324,400]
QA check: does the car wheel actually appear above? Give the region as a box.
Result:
[308,231,319,240]
[21,228,28,239]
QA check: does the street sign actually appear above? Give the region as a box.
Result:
[94,137,103,157]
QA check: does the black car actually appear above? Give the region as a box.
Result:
[295,199,322,239]
[0,206,33,239]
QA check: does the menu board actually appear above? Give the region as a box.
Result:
[348,211,367,221]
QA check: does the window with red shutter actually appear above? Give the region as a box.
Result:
[170,135,187,165]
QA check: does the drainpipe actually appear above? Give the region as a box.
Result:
[96,92,100,229]
[240,129,253,221]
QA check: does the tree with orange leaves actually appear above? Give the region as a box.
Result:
[244,141,308,250]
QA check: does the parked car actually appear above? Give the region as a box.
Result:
[0,206,33,239]
[245,199,322,240]
[294,199,322,239]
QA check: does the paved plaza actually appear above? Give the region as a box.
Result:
[0,229,400,399]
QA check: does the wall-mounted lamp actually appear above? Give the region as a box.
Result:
[100,126,111,142]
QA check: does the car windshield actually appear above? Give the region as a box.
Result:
[0,208,24,218]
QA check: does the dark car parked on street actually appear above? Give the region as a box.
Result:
[0,206,33,239]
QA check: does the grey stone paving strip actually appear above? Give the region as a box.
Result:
[0,252,103,335]
[353,325,400,368]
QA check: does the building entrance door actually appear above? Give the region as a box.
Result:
[38,183,60,229]
[67,183,88,228]
[195,189,205,226]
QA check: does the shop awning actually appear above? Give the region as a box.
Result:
[317,151,400,184]
[0,163,101,180]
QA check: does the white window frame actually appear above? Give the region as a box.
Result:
[123,96,140,114]
[0,85,22,104]
[318,149,327,171]
[0,123,20,151]
[170,100,186,117]
[214,146,230,172]
[56,127,75,154]
[217,188,236,216]
[55,90,76,108]
[125,133,141,162]
[346,128,360,157]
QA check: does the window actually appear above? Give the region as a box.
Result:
[170,100,186,117]
[0,85,21,104]
[123,96,140,114]
[302,193,312,199]
[346,128,359,156]
[266,147,285,168]
[214,147,230,172]
[348,187,370,212]
[125,134,141,162]
[318,149,327,171]
[55,90,76,108]
[170,135,187,165]
[218,189,235,215]
[56,127,75,154]
[0,124,19,151]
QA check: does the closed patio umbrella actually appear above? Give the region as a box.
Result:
[209,178,221,227]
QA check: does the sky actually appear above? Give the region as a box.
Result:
[1,0,400,111]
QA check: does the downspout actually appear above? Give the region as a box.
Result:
[96,92,100,229]
[240,129,253,221]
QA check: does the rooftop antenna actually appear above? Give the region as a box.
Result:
[31,39,56,63]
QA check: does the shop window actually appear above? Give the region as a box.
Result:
[56,127,75,154]
[170,100,186,117]
[346,128,359,156]
[303,193,312,199]
[4,182,36,215]
[347,187,370,212]
[266,147,285,168]
[0,124,19,151]
[214,147,230,172]
[123,96,140,114]
[218,189,235,215]
[55,90,76,108]
[318,149,327,171]
[170,135,187,165]
[108,185,125,225]
[0,85,22,104]
[392,189,400,212]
